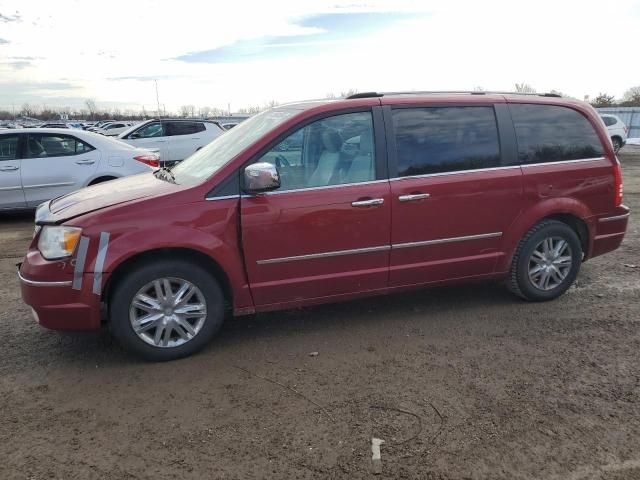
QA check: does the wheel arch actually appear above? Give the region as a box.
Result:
[499,199,594,272]
[102,247,233,315]
[88,175,119,186]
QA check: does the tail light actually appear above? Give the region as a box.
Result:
[134,153,160,168]
[613,160,623,207]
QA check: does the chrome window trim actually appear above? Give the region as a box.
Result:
[257,245,390,265]
[520,157,605,168]
[392,232,502,250]
[389,165,520,182]
[241,179,390,197]
[598,213,630,223]
[17,270,72,287]
[205,194,240,201]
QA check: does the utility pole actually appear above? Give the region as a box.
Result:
[155,80,162,119]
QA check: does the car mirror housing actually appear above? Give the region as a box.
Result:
[243,162,281,194]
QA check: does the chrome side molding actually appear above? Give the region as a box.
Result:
[257,245,391,265]
[392,232,502,250]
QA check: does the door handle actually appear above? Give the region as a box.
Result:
[75,160,95,165]
[0,165,19,171]
[351,198,384,207]
[399,193,430,202]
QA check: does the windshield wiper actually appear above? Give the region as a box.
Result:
[154,166,176,183]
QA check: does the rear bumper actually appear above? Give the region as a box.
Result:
[19,264,105,331]
[590,205,630,258]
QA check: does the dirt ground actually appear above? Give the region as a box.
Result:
[1,150,639,480]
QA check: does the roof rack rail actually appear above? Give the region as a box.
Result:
[345,90,563,99]
[345,92,384,99]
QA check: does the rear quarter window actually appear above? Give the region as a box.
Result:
[510,104,604,164]
[601,116,617,127]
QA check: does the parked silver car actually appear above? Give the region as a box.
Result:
[0,128,159,210]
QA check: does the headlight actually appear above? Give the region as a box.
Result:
[37,226,82,260]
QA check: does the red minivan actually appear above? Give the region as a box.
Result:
[19,92,630,360]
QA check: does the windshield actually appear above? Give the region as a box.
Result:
[171,108,299,184]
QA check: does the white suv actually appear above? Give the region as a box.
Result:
[600,114,628,153]
[118,119,225,165]
[98,122,134,137]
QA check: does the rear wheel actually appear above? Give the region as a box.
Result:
[109,260,224,361]
[612,137,622,153]
[508,220,582,301]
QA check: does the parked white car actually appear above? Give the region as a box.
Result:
[98,122,133,136]
[118,119,225,164]
[88,120,115,132]
[0,128,159,210]
[600,114,628,153]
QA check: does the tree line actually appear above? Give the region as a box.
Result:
[2,86,638,122]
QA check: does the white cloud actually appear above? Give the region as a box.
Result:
[0,0,638,112]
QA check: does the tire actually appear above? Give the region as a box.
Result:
[507,220,582,302]
[109,259,224,361]
[612,137,622,153]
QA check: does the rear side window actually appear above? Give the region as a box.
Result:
[0,135,19,160]
[166,122,206,136]
[510,104,603,164]
[601,116,617,127]
[392,106,501,177]
[26,134,94,158]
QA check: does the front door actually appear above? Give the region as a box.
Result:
[0,133,26,209]
[387,105,523,286]
[21,133,100,206]
[241,110,391,308]
[125,122,170,162]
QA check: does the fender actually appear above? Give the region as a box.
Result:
[497,196,595,272]
[73,199,254,311]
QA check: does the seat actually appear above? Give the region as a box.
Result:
[307,129,342,187]
[346,129,374,182]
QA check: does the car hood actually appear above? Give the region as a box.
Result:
[41,173,177,223]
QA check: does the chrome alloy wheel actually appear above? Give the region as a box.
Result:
[528,237,573,291]
[129,277,207,348]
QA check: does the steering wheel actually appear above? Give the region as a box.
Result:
[275,154,290,169]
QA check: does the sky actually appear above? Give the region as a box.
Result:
[0,0,639,114]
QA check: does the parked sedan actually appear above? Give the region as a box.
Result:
[98,122,133,136]
[118,119,224,165]
[0,128,159,210]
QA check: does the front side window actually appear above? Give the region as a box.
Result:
[26,135,94,158]
[0,135,19,160]
[254,111,375,191]
[134,122,164,138]
[166,122,206,136]
[392,106,501,177]
[511,104,604,164]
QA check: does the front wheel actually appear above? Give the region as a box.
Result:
[109,260,224,361]
[508,220,582,301]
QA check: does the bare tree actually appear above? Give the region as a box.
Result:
[179,105,196,117]
[20,102,38,117]
[85,98,97,119]
[514,83,536,94]
[621,86,640,106]
[198,106,211,118]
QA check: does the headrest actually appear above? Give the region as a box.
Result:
[359,129,373,155]
[321,129,342,152]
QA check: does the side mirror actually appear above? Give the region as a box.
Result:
[129,132,141,139]
[244,162,281,194]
